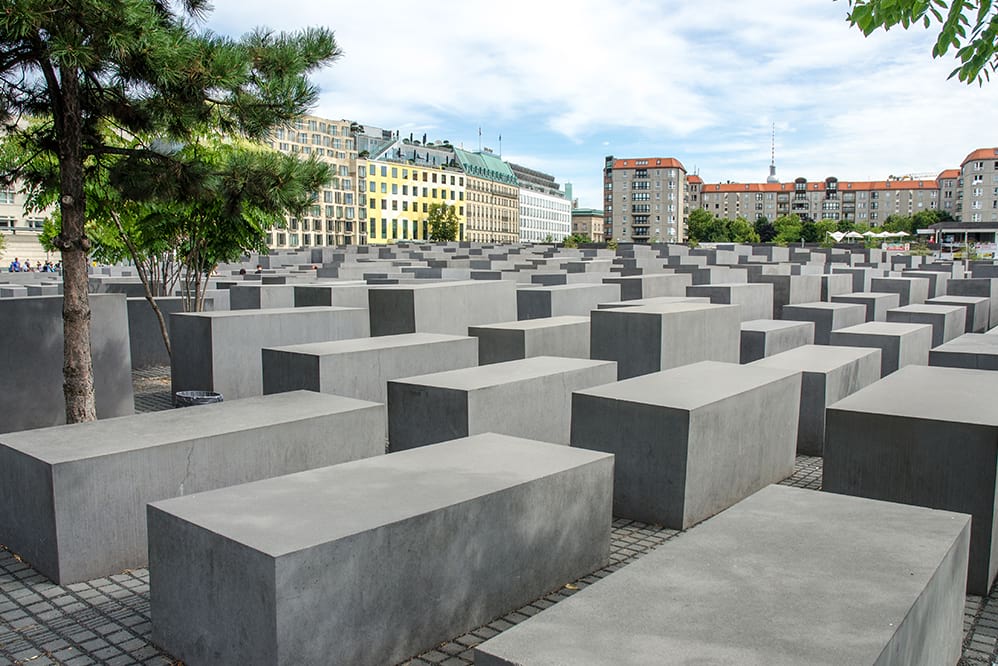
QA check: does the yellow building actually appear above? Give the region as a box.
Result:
[363,159,466,244]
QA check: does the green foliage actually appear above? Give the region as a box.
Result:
[728,216,761,243]
[847,0,998,84]
[815,219,839,247]
[607,238,618,250]
[427,203,460,241]
[837,219,857,233]
[686,209,717,243]
[909,240,933,256]
[561,233,591,249]
[755,215,777,243]
[773,214,803,245]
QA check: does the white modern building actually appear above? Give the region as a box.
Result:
[510,163,571,242]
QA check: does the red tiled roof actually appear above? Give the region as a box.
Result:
[702,179,939,192]
[686,175,703,184]
[612,158,686,172]
[961,148,998,166]
[937,168,961,180]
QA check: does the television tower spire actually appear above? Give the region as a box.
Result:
[766,123,779,184]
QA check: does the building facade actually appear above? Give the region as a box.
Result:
[363,159,466,244]
[509,163,571,242]
[571,208,604,241]
[454,148,520,244]
[962,148,998,224]
[266,115,361,247]
[603,156,687,243]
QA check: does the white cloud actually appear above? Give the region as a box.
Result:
[203,0,998,208]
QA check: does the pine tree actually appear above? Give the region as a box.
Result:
[1,1,339,422]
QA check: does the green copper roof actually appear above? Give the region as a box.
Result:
[453,147,518,185]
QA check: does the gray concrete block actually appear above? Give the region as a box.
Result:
[0,294,134,434]
[149,434,613,666]
[781,301,867,345]
[596,296,710,309]
[887,303,965,347]
[926,295,991,333]
[903,270,949,298]
[368,280,516,336]
[171,306,369,400]
[591,302,740,379]
[820,273,853,301]
[947,278,998,329]
[749,274,822,318]
[929,333,998,370]
[830,291,902,322]
[127,297,184,369]
[832,266,876,292]
[0,391,384,583]
[739,319,815,363]
[293,282,370,308]
[601,273,692,300]
[685,282,774,322]
[751,345,881,455]
[228,284,295,310]
[476,485,969,666]
[262,333,479,403]
[828,321,933,377]
[516,284,620,320]
[469,316,590,365]
[870,276,931,306]
[824,365,998,594]
[388,356,617,450]
[571,361,801,528]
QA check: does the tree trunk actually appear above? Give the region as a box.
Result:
[57,67,97,423]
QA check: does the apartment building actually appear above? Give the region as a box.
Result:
[363,159,467,244]
[571,208,604,241]
[453,148,520,244]
[698,176,940,224]
[603,156,687,243]
[265,116,361,247]
[962,148,998,224]
[509,163,571,242]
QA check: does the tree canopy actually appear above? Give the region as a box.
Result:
[685,209,761,244]
[427,203,460,241]
[1,0,340,422]
[847,0,998,84]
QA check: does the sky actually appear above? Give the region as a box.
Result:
[203,0,998,208]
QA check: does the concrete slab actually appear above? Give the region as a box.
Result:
[739,319,815,364]
[596,296,710,309]
[0,391,384,584]
[830,292,902,322]
[368,280,516,336]
[388,356,617,449]
[516,283,621,320]
[476,485,969,666]
[149,434,613,666]
[469,316,590,365]
[887,303,965,347]
[170,306,369,400]
[929,333,998,370]
[824,365,998,594]
[820,273,853,301]
[828,321,933,377]
[591,302,740,379]
[871,276,931,306]
[262,333,478,403]
[781,302,867,345]
[751,345,882,455]
[749,274,821,318]
[685,282,774,322]
[947,278,998,329]
[601,273,692,300]
[571,361,801,528]
[926,295,991,333]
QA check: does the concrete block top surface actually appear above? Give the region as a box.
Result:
[470,316,590,331]
[890,304,965,315]
[375,279,508,292]
[475,484,970,666]
[392,356,616,391]
[784,301,862,311]
[829,365,998,425]
[928,295,989,305]
[832,321,933,336]
[833,292,903,300]
[520,284,613,293]
[607,302,738,316]
[264,332,470,355]
[932,333,998,353]
[575,361,799,410]
[148,433,612,557]
[750,344,881,373]
[598,296,710,309]
[1,391,377,464]
[740,319,814,332]
[172,305,363,320]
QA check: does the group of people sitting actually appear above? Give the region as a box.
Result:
[7,257,59,272]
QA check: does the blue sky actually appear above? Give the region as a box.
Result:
[205,0,998,208]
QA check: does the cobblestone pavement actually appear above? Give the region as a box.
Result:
[0,369,994,664]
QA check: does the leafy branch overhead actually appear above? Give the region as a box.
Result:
[847,0,998,84]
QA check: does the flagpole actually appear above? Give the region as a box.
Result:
[478,127,482,152]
